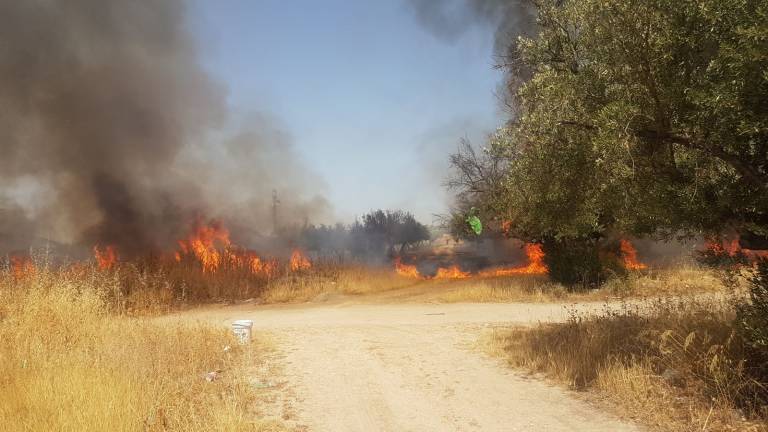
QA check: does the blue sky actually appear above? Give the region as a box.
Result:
[188,0,502,224]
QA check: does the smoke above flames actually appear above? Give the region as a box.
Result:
[0,0,329,256]
[406,0,537,54]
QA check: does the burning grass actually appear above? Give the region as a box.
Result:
[483,297,768,431]
[437,265,727,304]
[3,243,729,310]
[0,266,285,431]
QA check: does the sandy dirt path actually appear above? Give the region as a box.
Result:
[174,302,641,431]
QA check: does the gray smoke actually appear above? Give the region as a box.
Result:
[0,0,328,256]
[406,0,537,54]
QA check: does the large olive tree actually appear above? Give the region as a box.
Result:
[450,0,768,284]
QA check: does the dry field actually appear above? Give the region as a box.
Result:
[0,252,746,431]
[484,294,768,432]
[0,265,286,432]
[257,262,727,305]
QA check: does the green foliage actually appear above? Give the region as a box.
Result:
[298,210,430,258]
[738,259,768,354]
[448,0,768,283]
[735,259,768,411]
[348,209,431,257]
[541,237,624,287]
[489,0,768,241]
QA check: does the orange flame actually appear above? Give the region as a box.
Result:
[177,220,231,273]
[10,256,35,280]
[706,237,768,261]
[479,243,547,276]
[394,256,423,279]
[247,253,279,278]
[434,264,470,279]
[619,239,647,270]
[93,245,118,270]
[289,249,312,271]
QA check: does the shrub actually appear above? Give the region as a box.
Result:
[738,259,768,351]
[542,238,623,288]
[736,258,768,411]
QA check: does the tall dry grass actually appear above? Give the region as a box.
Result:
[485,297,767,432]
[0,264,284,431]
[261,265,416,303]
[438,264,726,303]
[4,252,728,308]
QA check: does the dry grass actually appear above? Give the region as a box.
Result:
[261,266,415,303]
[260,262,729,305]
[438,265,726,304]
[4,252,727,308]
[601,265,728,297]
[484,297,767,432]
[437,275,574,303]
[0,266,285,431]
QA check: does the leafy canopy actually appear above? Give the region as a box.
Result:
[460,0,768,242]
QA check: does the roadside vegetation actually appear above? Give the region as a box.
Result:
[439,264,725,303]
[484,260,768,432]
[447,0,767,288]
[6,247,730,311]
[0,265,285,432]
[448,1,768,430]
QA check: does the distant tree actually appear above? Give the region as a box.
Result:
[360,210,431,255]
[299,211,430,258]
[394,212,432,253]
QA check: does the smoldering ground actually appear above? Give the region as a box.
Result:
[0,0,329,256]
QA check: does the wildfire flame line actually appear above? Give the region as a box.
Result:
[93,245,118,270]
[705,237,768,261]
[434,265,470,279]
[10,256,35,280]
[289,249,312,272]
[173,219,308,276]
[396,243,548,280]
[478,243,547,277]
[619,239,647,270]
[394,256,423,279]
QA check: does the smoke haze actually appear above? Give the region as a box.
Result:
[0,1,329,255]
[406,0,537,54]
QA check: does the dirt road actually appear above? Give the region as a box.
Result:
[178,302,641,431]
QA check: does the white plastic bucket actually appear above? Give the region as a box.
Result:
[231,319,253,344]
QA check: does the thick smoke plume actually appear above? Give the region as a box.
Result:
[0,0,328,256]
[407,0,537,54]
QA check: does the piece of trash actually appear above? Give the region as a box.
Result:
[231,319,253,344]
[205,370,221,382]
[466,215,482,235]
[223,345,231,352]
[424,312,445,316]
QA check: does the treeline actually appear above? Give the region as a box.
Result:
[296,209,431,259]
[448,0,768,286]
